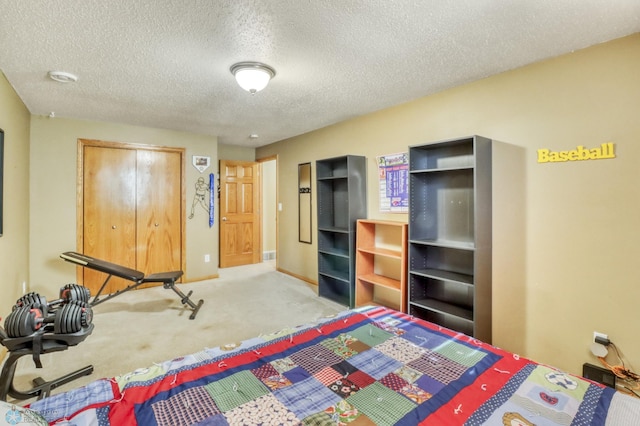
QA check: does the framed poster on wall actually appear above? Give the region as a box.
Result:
[377,152,408,213]
[0,128,4,236]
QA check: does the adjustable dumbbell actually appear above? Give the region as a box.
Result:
[4,301,93,338]
[54,300,93,335]
[4,305,49,337]
[14,284,90,312]
[57,284,91,305]
[14,292,48,312]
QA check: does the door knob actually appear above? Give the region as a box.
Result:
[222,217,227,221]
[155,223,159,227]
[112,225,116,229]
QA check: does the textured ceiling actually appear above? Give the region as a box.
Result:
[0,1,639,147]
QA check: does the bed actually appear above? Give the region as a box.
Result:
[23,306,640,425]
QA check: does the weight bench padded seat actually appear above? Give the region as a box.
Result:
[60,251,203,320]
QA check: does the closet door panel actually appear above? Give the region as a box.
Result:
[83,146,137,294]
[136,150,182,277]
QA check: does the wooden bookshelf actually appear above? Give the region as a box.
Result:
[355,219,408,312]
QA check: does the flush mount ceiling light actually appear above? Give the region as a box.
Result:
[230,62,275,94]
[48,71,78,83]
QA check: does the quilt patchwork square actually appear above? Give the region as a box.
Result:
[531,366,588,398]
[347,339,371,354]
[379,372,408,392]
[314,366,344,386]
[271,357,296,373]
[283,366,313,383]
[407,350,468,384]
[415,373,446,395]
[346,369,376,389]
[331,360,359,377]
[346,381,416,425]
[432,340,488,367]
[398,382,432,404]
[261,373,293,391]
[222,393,299,425]
[274,376,342,420]
[301,411,336,425]
[394,365,423,384]
[375,336,426,364]
[371,318,406,337]
[401,324,451,350]
[347,348,402,380]
[205,370,269,412]
[348,324,394,347]
[290,344,344,374]
[322,400,376,425]
[327,377,360,398]
[320,336,359,359]
[251,363,279,380]
[152,386,220,426]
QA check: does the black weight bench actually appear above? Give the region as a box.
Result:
[60,251,204,320]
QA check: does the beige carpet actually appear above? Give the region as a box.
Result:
[6,261,346,404]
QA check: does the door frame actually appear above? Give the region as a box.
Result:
[257,155,278,267]
[76,139,186,282]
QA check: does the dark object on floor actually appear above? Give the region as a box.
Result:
[583,362,617,388]
[59,251,204,320]
[0,290,94,401]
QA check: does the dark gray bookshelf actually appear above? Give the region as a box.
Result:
[408,136,492,343]
[316,155,366,307]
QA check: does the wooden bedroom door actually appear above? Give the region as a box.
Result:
[79,140,184,295]
[219,160,261,267]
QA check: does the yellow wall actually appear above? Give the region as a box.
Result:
[0,73,31,317]
[257,34,640,375]
[28,117,219,297]
[218,143,255,162]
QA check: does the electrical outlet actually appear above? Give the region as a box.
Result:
[204,254,210,263]
[593,331,608,344]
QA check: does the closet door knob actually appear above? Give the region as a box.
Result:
[112,225,117,229]
[222,217,227,221]
[155,223,159,227]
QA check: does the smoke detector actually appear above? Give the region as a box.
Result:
[48,71,78,83]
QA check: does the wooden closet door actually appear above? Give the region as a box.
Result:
[83,146,137,294]
[136,149,182,278]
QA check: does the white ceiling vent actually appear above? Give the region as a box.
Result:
[48,71,78,83]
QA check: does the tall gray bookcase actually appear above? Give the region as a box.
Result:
[408,136,492,343]
[316,155,367,307]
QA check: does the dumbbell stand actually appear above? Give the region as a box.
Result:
[0,326,94,401]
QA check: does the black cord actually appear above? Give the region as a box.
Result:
[610,342,626,369]
[625,386,640,398]
[610,341,640,382]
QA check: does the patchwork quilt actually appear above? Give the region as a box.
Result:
[29,306,623,425]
